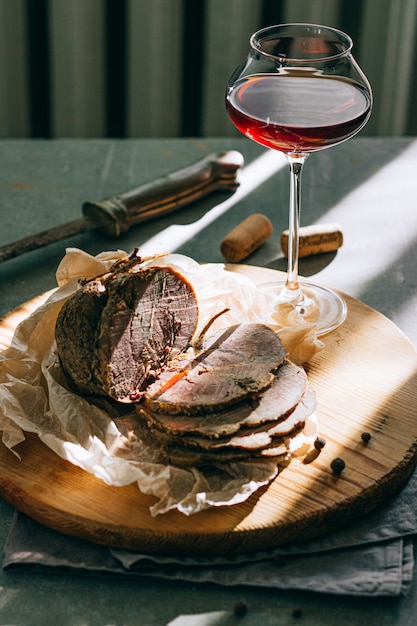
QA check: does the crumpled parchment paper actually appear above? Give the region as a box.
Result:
[0,248,322,516]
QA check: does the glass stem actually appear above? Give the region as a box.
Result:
[284,154,308,301]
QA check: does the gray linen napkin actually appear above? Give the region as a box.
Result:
[3,467,417,597]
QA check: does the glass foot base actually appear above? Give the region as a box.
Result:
[259,279,347,336]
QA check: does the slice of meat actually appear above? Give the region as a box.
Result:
[143,323,287,415]
[163,442,290,466]
[166,386,316,452]
[140,360,307,438]
[55,263,198,402]
[147,409,305,453]
[144,427,290,467]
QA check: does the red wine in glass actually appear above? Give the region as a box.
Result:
[226,73,372,155]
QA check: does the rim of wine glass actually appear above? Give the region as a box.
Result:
[250,23,353,63]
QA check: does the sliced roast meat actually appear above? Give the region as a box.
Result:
[143,323,287,415]
[55,252,318,470]
[160,386,316,452]
[147,409,304,453]
[242,385,316,440]
[55,262,198,402]
[145,428,290,467]
[140,360,307,438]
[161,440,289,466]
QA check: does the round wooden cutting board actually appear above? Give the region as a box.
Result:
[1,266,417,556]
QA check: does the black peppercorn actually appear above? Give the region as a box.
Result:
[314,436,326,451]
[331,457,345,474]
[233,600,248,617]
[361,431,371,443]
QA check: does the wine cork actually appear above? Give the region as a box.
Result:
[220,213,273,262]
[281,223,343,258]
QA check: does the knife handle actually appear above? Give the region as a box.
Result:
[82,150,244,238]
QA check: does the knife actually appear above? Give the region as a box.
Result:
[0,150,244,264]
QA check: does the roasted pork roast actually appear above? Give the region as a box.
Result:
[55,254,317,468]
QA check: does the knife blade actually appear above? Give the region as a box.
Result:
[0,150,244,264]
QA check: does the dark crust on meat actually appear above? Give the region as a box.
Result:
[55,282,108,396]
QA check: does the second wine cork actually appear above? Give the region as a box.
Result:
[220,213,273,262]
[281,223,343,258]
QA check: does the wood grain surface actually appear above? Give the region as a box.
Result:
[1,266,417,556]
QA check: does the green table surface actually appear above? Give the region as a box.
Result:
[1,137,417,625]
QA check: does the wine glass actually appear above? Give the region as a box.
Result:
[225,23,372,335]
